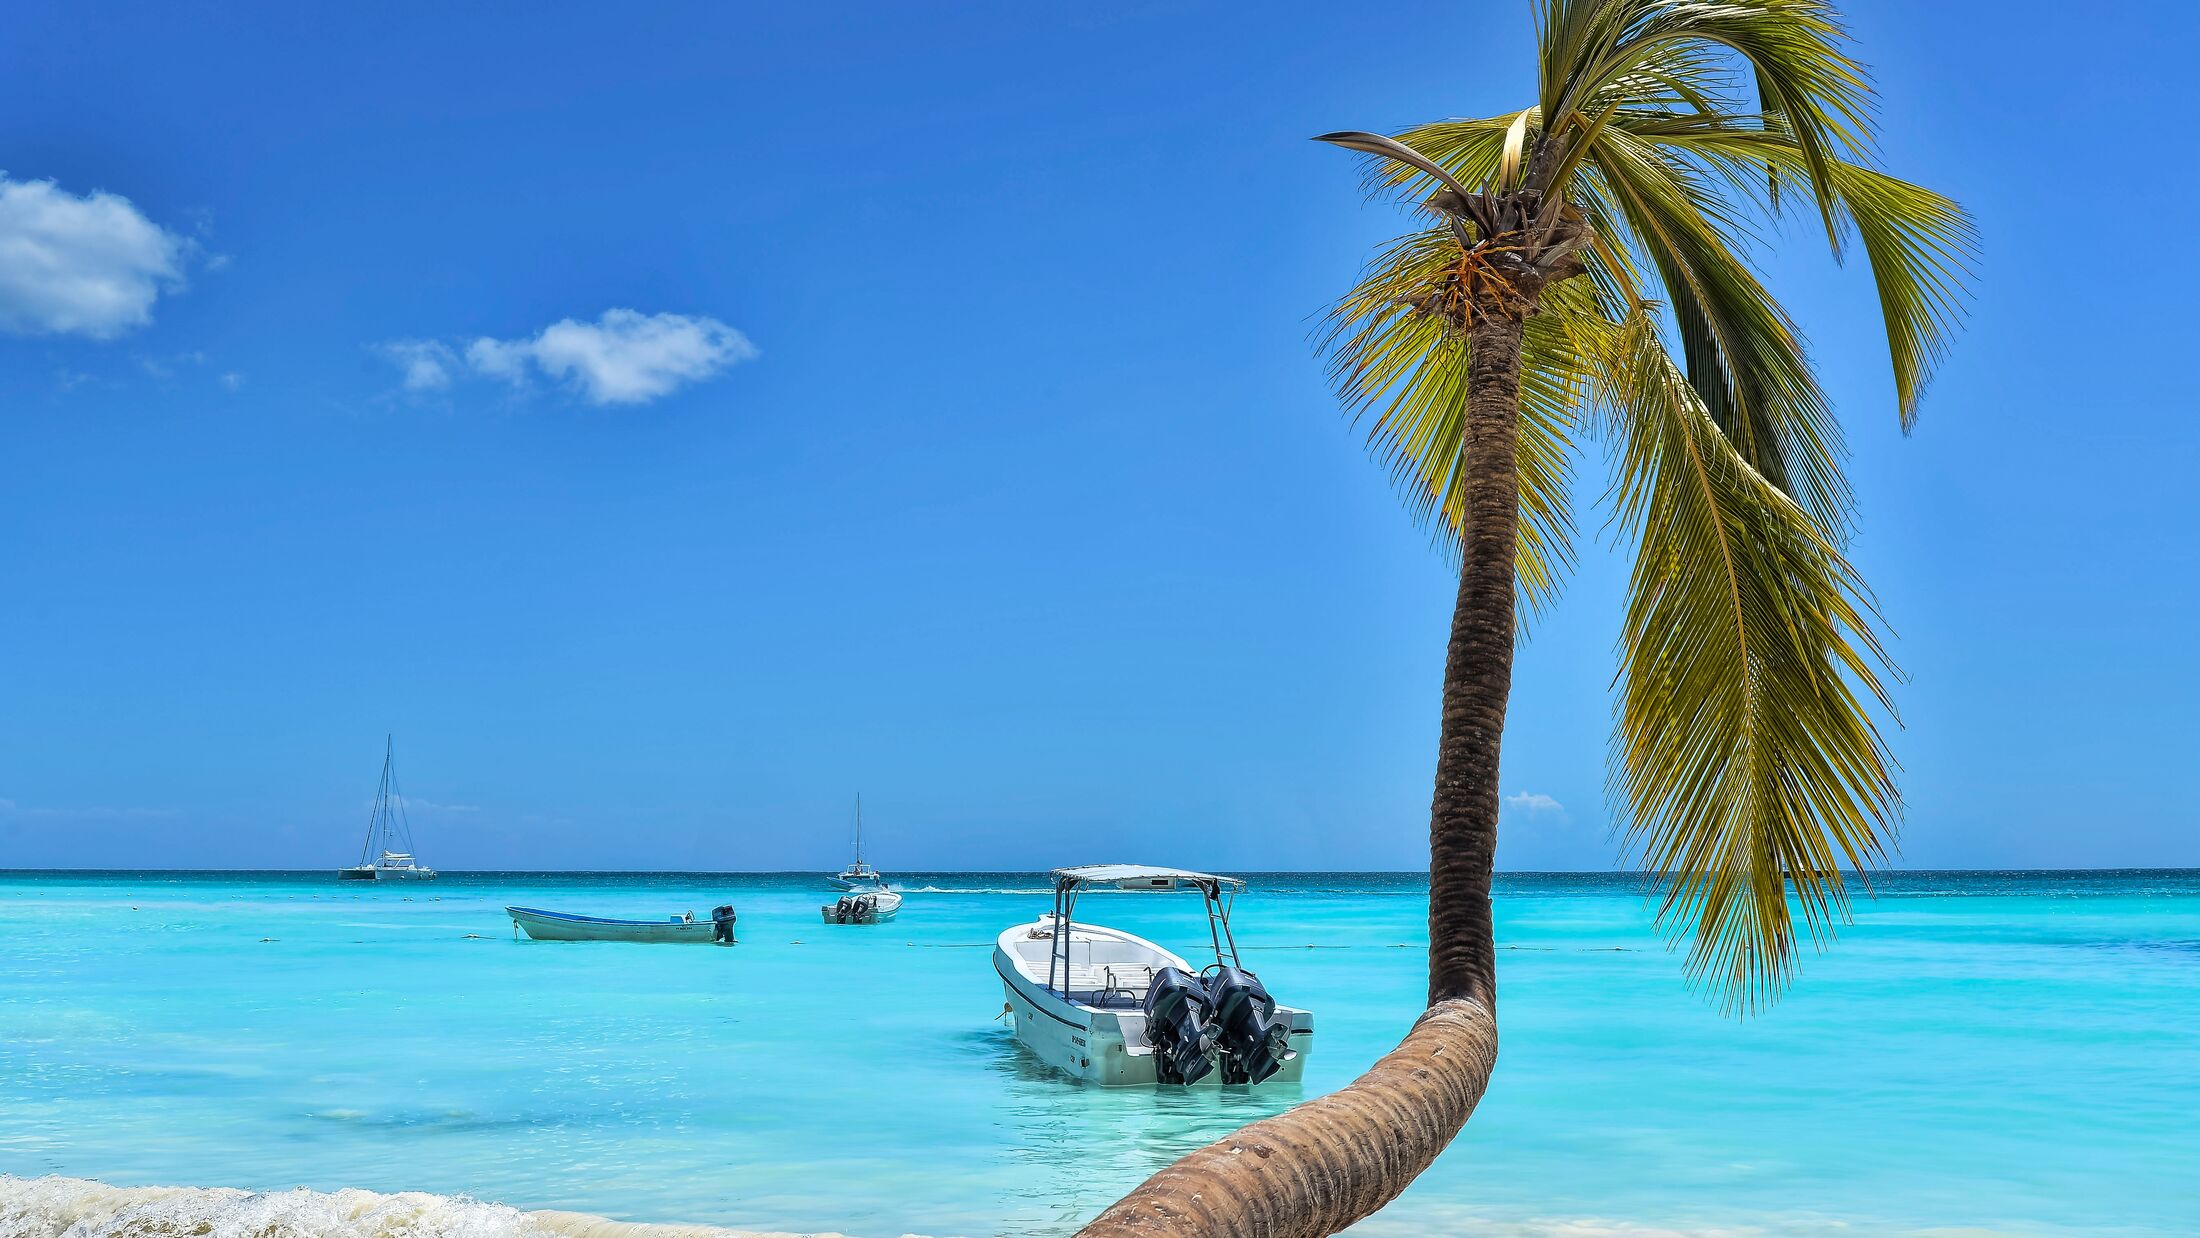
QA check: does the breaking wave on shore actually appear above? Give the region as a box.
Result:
[0,1176,857,1238]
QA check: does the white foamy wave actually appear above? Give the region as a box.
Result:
[0,1175,859,1238]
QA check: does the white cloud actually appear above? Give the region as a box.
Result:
[380,340,458,391]
[219,371,244,392]
[532,310,755,403]
[0,174,189,339]
[1505,791,1565,815]
[384,309,755,405]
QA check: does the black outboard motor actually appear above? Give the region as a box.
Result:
[711,904,738,943]
[1204,964,1294,1084]
[1141,966,1217,1085]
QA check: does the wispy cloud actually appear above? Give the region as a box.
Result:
[136,350,214,382]
[383,309,756,406]
[0,174,191,339]
[1505,791,1565,816]
[0,797,178,823]
[379,339,458,391]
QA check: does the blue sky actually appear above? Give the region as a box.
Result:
[3,1,2194,871]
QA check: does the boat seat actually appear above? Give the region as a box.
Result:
[1055,963,1160,1008]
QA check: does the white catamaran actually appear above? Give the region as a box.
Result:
[337,736,436,881]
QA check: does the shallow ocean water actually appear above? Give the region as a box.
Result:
[3,870,2195,1236]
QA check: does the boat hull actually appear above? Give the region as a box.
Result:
[507,906,730,944]
[337,865,435,881]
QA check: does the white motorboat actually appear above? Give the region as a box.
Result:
[337,737,437,881]
[993,865,1312,1087]
[821,886,903,924]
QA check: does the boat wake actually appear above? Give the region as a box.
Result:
[0,1175,853,1238]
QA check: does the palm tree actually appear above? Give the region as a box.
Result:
[1077,3,1973,1235]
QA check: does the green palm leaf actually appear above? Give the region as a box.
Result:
[1325,225,1586,620]
[1586,305,1900,1007]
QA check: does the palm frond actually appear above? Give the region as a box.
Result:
[1537,0,1875,245]
[1582,125,1852,532]
[1632,115,1976,426]
[1323,225,1585,622]
[1388,115,1862,534]
[1587,304,1900,1008]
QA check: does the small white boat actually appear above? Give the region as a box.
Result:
[338,737,437,881]
[821,887,903,925]
[993,865,1312,1087]
[508,905,738,944]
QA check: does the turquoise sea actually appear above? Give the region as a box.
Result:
[3,870,2195,1236]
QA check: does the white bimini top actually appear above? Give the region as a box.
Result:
[1050,865,1245,892]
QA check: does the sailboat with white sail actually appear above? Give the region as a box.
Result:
[338,736,436,881]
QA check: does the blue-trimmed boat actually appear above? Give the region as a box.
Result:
[507,905,737,944]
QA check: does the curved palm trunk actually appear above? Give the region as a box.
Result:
[1078,308,1526,1238]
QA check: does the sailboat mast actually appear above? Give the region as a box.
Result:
[361,736,393,864]
[385,734,413,861]
[379,735,392,856]
[854,793,863,867]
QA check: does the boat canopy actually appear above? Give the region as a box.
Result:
[1051,865,1245,893]
[1037,866,1248,997]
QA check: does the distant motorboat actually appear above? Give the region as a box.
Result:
[821,887,903,925]
[508,905,738,944]
[827,793,888,890]
[993,865,1312,1087]
[337,737,436,881]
